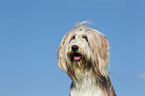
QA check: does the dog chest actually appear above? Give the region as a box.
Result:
[70,86,103,96]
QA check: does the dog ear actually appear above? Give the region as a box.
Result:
[98,34,110,76]
[90,29,110,77]
[57,33,69,72]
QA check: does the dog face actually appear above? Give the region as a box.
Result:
[67,28,91,64]
[57,23,110,80]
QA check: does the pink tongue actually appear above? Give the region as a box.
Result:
[74,56,81,61]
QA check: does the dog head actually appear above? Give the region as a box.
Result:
[57,21,110,80]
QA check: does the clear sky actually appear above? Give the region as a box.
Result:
[0,0,145,96]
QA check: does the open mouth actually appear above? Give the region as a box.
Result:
[71,52,82,61]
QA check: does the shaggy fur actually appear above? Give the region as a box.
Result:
[57,21,117,96]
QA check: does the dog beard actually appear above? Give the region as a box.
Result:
[66,51,94,81]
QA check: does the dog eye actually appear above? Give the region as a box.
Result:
[69,35,75,43]
[72,35,75,40]
[82,35,88,42]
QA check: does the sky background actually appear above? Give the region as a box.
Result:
[0,0,145,96]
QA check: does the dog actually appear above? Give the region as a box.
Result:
[57,21,117,96]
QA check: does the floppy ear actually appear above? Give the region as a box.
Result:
[57,32,69,72]
[91,29,110,76]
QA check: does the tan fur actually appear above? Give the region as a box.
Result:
[57,21,116,96]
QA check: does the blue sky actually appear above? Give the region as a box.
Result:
[0,0,145,96]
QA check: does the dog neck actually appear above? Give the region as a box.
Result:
[74,70,96,89]
[70,70,107,96]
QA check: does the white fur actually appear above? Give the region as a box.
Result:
[57,21,116,96]
[70,71,105,96]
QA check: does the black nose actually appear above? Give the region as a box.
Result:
[72,45,79,51]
